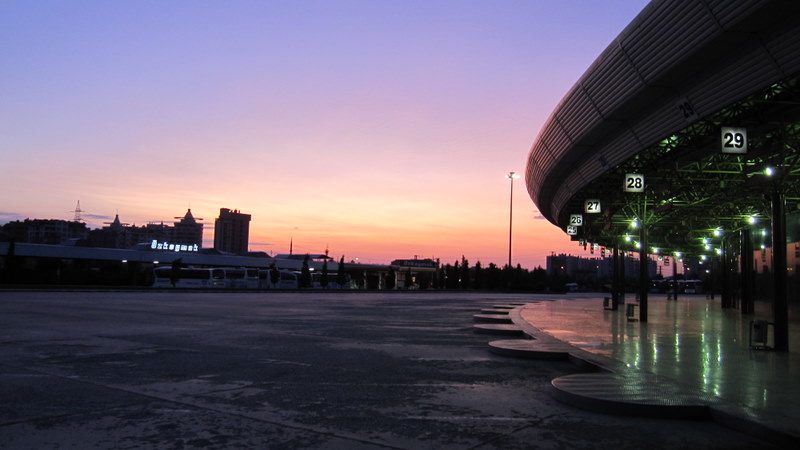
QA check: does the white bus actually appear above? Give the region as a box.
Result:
[152,267,227,288]
[258,269,299,289]
[153,267,259,289]
[221,268,260,289]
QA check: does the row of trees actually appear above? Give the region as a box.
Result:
[439,259,547,290]
[434,256,565,291]
[290,254,567,291]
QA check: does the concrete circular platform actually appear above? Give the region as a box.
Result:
[472,324,525,336]
[487,339,571,360]
[473,313,513,323]
[550,373,713,420]
[479,308,509,315]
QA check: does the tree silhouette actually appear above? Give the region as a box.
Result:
[269,262,279,287]
[460,256,470,289]
[474,261,483,290]
[386,269,396,290]
[321,259,329,288]
[300,254,311,288]
[170,258,183,287]
[336,256,347,289]
[404,268,413,289]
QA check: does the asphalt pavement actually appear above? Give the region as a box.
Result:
[0,290,774,449]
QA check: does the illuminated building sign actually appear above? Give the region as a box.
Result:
[151,240,199,252]
[392,259,438,269]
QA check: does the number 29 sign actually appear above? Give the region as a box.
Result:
[721,127,747,154]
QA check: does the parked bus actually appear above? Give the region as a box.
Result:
[679,279,704,294]
[258,269,299,289]
[221,268,260,289]
[152,267,227,288]
[310,272,348,289]
[153,266,260,289]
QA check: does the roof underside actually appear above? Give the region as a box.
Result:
[525,0,800,257]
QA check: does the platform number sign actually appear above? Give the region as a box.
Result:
[624,173,644,193]
[570,214,584,227]
[584,199,601,214]
[721,127,747,154]
[566,225,578,236]
[677,98,697,121]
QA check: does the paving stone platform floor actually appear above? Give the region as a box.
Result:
[513,293,800,444]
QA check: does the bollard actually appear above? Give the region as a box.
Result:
[750,320,771,349]
[626,303,638,321]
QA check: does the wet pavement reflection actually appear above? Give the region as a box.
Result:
[520,294,800,432]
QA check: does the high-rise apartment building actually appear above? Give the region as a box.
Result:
[213,208,251,255]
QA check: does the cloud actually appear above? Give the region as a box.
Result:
[81,213,114,222]
[249,242,274,247]
[0,212,27,223]
[529,209,546,220]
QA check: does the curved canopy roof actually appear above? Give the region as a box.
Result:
[526,0,800,257]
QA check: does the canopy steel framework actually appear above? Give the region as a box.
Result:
[525,0,800,347]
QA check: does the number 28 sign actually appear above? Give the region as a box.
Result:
[624,174,644,193]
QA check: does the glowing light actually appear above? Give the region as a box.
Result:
[631,219,639,229]
[748,215,757,225]
[714,228,723,237]
[652,247,660,254]
[765,166,774,176]
[625,235,632,242]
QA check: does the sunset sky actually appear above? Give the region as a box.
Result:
[1,0,650,269]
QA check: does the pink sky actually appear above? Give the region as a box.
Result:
[0,0,650,269]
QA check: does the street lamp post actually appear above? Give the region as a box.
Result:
[506,171,520,268]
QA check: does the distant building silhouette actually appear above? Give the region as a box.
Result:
[84,209,203,249]
[0,219,88,245]
[171,209,203,248]
[214,208,251,255]
[546,253,657,283]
